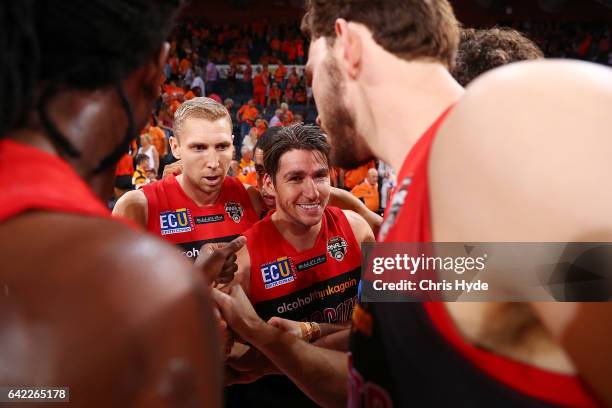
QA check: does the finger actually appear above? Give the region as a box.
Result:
[210,287,231,307]
[217,264,238,284]
[222,236,247,255]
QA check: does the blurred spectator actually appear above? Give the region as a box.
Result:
[206,59,219,93]
[378,161,396,214]
[350,168,380,213]
[143,121,167,159]
[268,82,282,107]
[133,154,154,189]
[237,99,259,139]
[191,67,205,96]
[253,67,268,106]
[270,109,283,127]
[238,146,257,186]
[229,160,240,177]
[114,151,135,199]
[280,102,293,124]
[255,118,269,138]
[138,134,159,177]
[343,160,375,191]
[274,62,287,88]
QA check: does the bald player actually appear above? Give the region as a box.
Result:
[0,1,237,406]
[214,1,612,407]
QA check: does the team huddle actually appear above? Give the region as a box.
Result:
[1,0,612,407]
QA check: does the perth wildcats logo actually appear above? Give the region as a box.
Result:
[378,177,411,241]
[159,208,194,235]
[327,236,348,261]
[224,201,244,223]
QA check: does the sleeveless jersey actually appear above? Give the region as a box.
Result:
[0,139,110,221]
[246,206,362,323]
[348,108,600,408]
[142,175,257,259]
[227,206,362,408]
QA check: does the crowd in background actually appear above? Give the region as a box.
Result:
[113,19,612,214]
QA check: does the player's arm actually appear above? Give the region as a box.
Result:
[112,189,148,228]
[213,285,348,408]
[343,209,376,244]
[331,187,382,236]
[269,317,351,352]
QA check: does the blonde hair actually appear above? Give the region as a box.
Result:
[173,97,232,140]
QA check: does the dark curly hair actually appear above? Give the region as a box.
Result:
[1,0,183,172]
[452,27,544,86]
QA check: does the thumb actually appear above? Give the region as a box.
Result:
[221,236,247,255]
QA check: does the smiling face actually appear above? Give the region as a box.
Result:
[170,117,233,194]
[267,149,330,229]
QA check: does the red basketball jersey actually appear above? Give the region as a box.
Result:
[246,206,361,323]
[142,175,257,259]
[0,139,111,221]
[348,108,599,407]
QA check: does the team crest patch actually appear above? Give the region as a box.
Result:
[378,177,411,241]
[261,256,296,289]
[327,236,348,261]
[224,201,244,223]
[160,208,194,235]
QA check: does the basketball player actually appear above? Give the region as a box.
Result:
[114,97,261,261]
[115,103,382,260]
[226,124,374,407]
[0,1,235,406]
[214,2,612,407]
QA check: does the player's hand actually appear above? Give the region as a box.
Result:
[211,285,263,343]
[162,159,183,178]
[195,236,246,285]
[268,316,302,338]
[213,306,235,361]
[225,345,280,385]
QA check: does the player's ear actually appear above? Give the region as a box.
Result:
[169,136,181,159]
[334,18,362,80]
[263,173,276,193]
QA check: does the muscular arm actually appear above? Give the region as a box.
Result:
[0,213,222,407]
[331,188,382,236]
[213,286,347,408]
[112,189,148,228]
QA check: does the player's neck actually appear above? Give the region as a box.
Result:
[366,62,464,173]
[271,211,322,252]
[176,173,221,206]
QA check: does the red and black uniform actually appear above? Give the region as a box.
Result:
[0,140,111,221]
[142,175,257,260]
[348,109,600,407]
[227,206,361,408]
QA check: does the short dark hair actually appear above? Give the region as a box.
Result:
[264,124,330,184]
[255,126,284,153]
[301,0,460,68]
[452,27,544,86]
[135,154,150,166]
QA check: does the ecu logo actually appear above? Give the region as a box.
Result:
[261,256,296,289]
[159,208,194,235]
[224,201,244,223]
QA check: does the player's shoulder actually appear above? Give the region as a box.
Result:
[112,188,148,225]
[341,209,375,243]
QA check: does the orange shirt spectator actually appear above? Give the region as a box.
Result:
[350,168,380,212]
[115,153,134,177]
[145,125,167,157]
[238,102,259,124]
[270,37,281,52]
[184,90,195,100]
[344,160,375,190]
[179,58,192,75]
[255,119,268,138]
[288,70,299,87]
[274,64,287,83]
[170,99,181,114]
